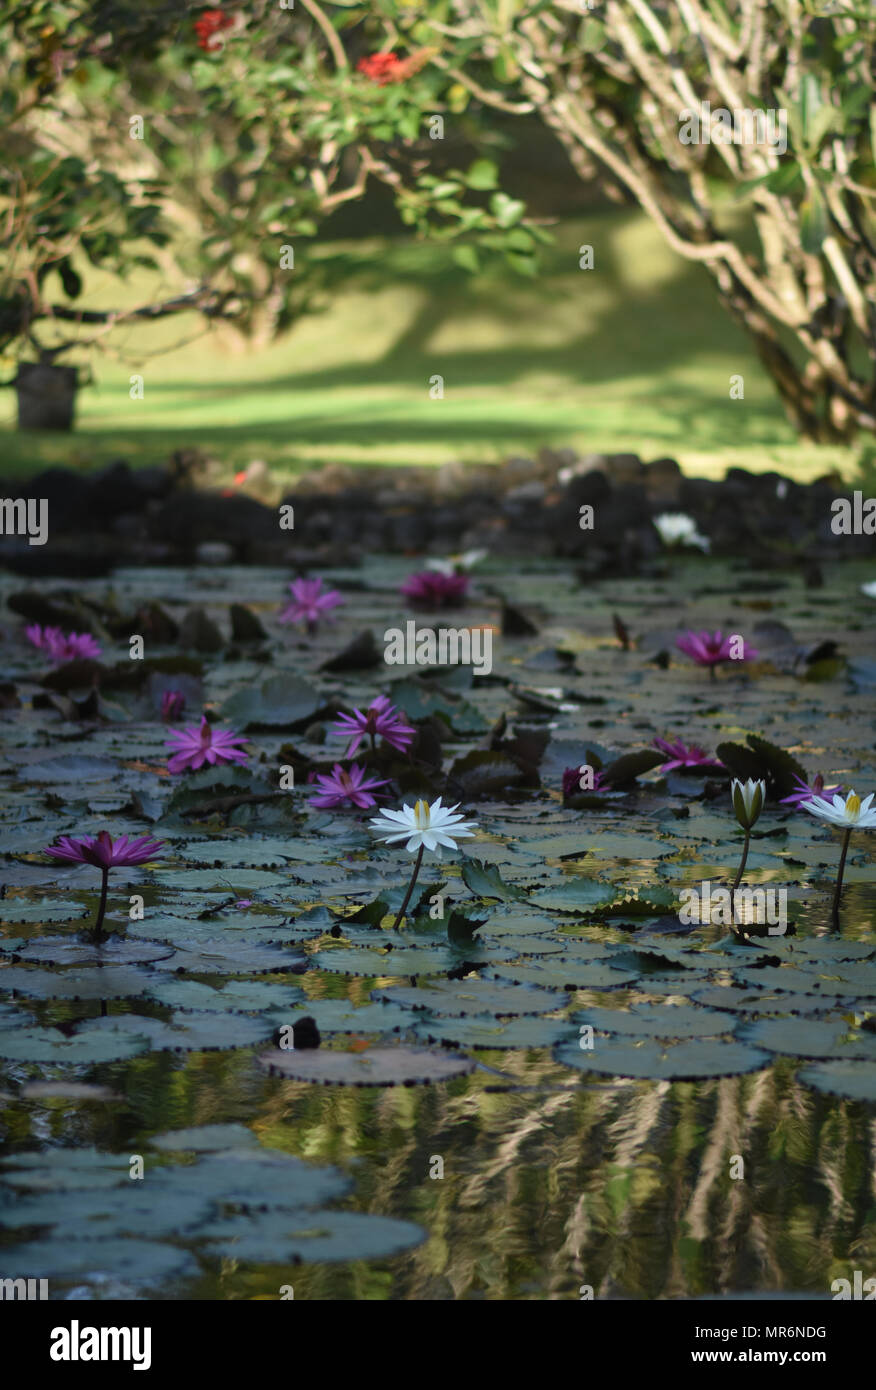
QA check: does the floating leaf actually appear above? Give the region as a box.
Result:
[200,1209,425,1263]
[258,1045,477,1085]
[555,1036,770,1080]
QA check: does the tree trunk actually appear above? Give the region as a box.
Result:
[15,362,78,431]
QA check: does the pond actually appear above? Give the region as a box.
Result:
[1,552,875,1299]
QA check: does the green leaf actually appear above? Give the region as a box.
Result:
[461,859,526,901]
[452,244,480,274]
[800,187,829,254]
[465,159,499,190]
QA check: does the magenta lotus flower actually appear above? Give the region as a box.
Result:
[652,738,724,772]
[563,766,608,798]
[780,773,844,808]
[160,689,186,721]
[330,696,416,758]
[25,624,102,664]
[278,577,345,633]
[166,715,250,774]
[44,831,165,938]
[45,831,165,869]
[675,629,758,678]
[400,571,469,608]
[307,762,390,810]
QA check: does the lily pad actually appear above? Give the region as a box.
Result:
[0,965,155,1000]
[373,978,564,1016]
[258,1044,477,1085]
[554,1036,771,1081]
[0,1238,198,1285]
[200,1209,425,1263]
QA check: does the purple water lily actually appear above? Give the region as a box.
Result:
[563,766,609,799]
[26,624,102,665]
[308,763,391,810]
[278,577,344,634]
[166,716,250,774]
[780,773,845,808]
[44,831,165,938]
[160,689,186,721]
[400,571,469,608]
[330,696,416,758]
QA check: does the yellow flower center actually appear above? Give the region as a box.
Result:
[414,799,430,828]
[846,793,861,819]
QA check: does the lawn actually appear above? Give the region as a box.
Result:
[0,210,857,483]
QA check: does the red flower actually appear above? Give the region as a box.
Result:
[194,9,234,52]
[357,50,431,85]
[357,52,403,85]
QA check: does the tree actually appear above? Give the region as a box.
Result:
[381,0,876,443]
[0,0,545,427]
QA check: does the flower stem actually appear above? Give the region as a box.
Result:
[391,845,424,930]
[91,867,110,940]
[709,664,716,683]
[832,828,852,923]
[732,832,750,893]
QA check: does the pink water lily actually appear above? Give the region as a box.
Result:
[44,831,165,938]
[676,629,758,679]
[25,624,102,664]
[278,577,344,633]
[330,696,416,758]
[308,762,390,810]
[400,571,469,608]
[166,715,250,773]
[652,738,724,772]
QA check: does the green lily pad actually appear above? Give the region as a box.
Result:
[738,1017,876,1060]
[200,1209,425,1263]
[0,1024,150,1064]
[148,1124,260,1152]
[258,1044,477,1085]
[0,1239,198,1285]
[798,1060,876,1102]
[373,978,564,1016]
[573,1003,732,1039]
[0,965,155,1000]
[554,1036,771,1080]
[413,1013,576,1049]
[530,879,619,912]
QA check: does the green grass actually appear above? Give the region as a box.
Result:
[0,210,857,483]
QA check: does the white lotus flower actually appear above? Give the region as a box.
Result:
[799,790,876,829]
[425,550,487,576]
[731,778,765,830]
[860,582,876,599]
[653,512,710,553]
[370,797,478,855]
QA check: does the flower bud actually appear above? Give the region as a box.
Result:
[732,778,765,830]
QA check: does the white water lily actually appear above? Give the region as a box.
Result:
[798,790,876,920]
[799,790,876,829]
[653,512,710,553]
[370,797,478,855]
[425,549,487,576]
[860,581,876,599]
[731,778,766,830]
[371,798,478,929]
